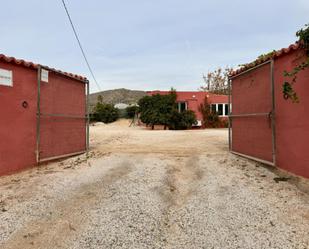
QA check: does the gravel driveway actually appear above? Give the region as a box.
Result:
[0,120,308,249]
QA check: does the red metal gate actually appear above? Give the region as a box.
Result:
[228,60,276,166]
[36,66,89,163]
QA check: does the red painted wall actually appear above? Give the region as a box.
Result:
[232,49,309,178]
[274,50,309,178]
[0,61,86,175]
[0,62,37,175]
[147,91,228,121]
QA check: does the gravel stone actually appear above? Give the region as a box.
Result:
[0,120,308,248]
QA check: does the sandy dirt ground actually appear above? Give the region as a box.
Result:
[0,119,308,249]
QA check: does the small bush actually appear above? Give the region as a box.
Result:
[199,97,223,128]
[168,110,197,130]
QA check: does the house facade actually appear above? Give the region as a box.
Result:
[147,91,229,126]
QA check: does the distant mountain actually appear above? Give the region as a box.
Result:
[89,88,147,107]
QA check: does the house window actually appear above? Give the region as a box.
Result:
[225,104,229,116]
[177,102,187,112]
[210,103,229,116]
[217,104,223,116]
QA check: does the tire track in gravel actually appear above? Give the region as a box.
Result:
[156,154,204,247]
[2,161,133,249]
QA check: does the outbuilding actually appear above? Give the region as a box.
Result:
[229,43,309,178]
[0,54,89,176]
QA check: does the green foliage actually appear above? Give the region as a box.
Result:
[126,105,139,119]
[168,110,197,130]
[92,102,119,123]
[138,91,176,128]
[257,50,276,61]
[239,50,276,68]
[198,97,223,128]
[138,90,196,130]
[283,60,309,103]
[181,110,197,128]
[237,24,309,103]
[283,23,309,103]
[296,23,309,54]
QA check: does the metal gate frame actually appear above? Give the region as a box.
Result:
[228,59,276,166]
[35,66,90,163]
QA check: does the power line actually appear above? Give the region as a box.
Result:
[61,0,101,91]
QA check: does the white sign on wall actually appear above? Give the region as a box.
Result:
[0,68,13,86]
[41,69,49,83]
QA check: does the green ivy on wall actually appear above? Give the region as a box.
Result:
[283,24,309,103]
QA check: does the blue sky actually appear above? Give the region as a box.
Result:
[1,1,308,93]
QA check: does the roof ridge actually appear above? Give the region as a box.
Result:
[230,42,302,77]
[0,53,87,82]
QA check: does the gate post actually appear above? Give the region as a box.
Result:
[36,66,42,163]
[270,59,277,166]
[86,80,90,152]
[228,78,231,151]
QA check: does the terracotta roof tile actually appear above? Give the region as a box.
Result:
[0,54,87,82]
[230,42,302,77]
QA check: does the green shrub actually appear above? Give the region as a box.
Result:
[138,90,196,130]
[168,110,197,130]
[138,94,175,129]
[198,96,223,128]
[92,102,119,123]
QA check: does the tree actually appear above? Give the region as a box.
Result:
[138,95,157,129]
[92,102,119,123]
[138,92,176,129]
[200,67,233,94]
[138,89,196,130]
[198,96,222,128]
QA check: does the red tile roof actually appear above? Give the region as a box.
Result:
[230,42,302,77]
[0,54,87,82]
